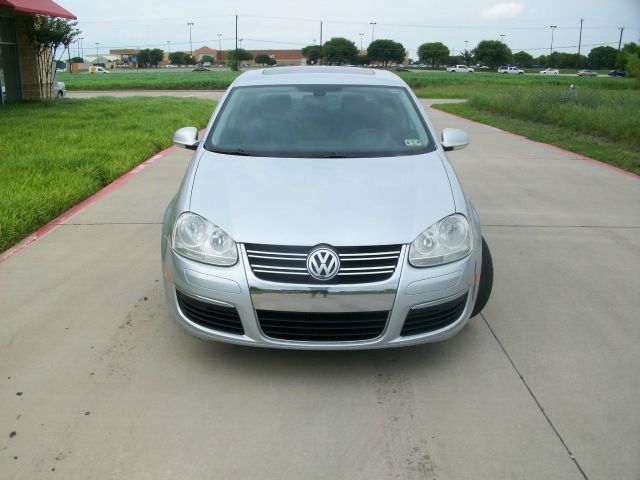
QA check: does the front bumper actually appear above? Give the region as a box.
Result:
[162,244,479,349]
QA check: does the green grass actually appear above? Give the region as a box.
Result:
[57,70,240,90]
[432,89,640,174]
[0,97,215,252]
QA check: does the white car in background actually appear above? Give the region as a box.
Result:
[540,68,559,75]
[498,66,524,74]
[446,65,474,73]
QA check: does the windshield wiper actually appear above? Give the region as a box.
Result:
[210,148,253,156]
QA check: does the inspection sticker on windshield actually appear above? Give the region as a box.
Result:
[405,139,422,147]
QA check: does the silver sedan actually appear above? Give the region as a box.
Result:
[161,66,493,349]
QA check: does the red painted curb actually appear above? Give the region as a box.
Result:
[0,144,177,266]
[430,106,639,180]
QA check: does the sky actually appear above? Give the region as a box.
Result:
[60,0,640,59]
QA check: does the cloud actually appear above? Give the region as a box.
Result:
[481,2,525,19]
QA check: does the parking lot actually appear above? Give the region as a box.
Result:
[1,100,638,479]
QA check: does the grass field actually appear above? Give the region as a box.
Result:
[57,69,638,97]
[433,87,640,174]
[57,70,240,90]
[0,97,215,253]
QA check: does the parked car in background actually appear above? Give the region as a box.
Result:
[192,66,211,72]
[91,66,109,74]
[498,66,524,74]
[540,68,559,75]
[394,64,408,72]
[608,69,627,77]
[446,65,474,73]
[577,70,598,77]
[203,62,212,68]
[53,81,66,98]
[163,66,494,349]
[166,64,179,68]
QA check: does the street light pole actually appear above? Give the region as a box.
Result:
[319,21,323,65]
[499,34,505,43]
[577,18,583,68]
[234,15,238,71]
[217,33,222,66]
[95,42,99,65]
[617,27,624,51]
[549,25,557,55]
[239,38,243,49]
[187,22,194,60]
[370,22,376,43]
[359,33,364,54]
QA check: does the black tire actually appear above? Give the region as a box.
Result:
[471,237,493,317]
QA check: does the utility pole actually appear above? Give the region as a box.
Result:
[577,18,583,68]
[187,22,194,60]
[359,33,364,55]
[319,21,323,65]
[617,27,624,51]
[235,15,238,71]
[370,22,376,43]
[78,37,83,58]
[217,34,222,65]
[95,42,99,65]
[549,25,557,55]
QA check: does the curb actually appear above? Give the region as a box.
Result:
[430,105,639,180]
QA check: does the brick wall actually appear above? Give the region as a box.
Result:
[14,15,42,101]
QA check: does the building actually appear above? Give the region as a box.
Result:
[191,46,304,66]
[0,0,76,104]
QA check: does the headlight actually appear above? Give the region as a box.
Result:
[172,212,238,266]
[409,214,472,267]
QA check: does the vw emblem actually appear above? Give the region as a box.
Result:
[307,247,340,280]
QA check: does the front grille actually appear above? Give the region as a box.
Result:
[257,310,389,341]
[244,243,402,284]
[400,293,468,337]
[176,290,244,335]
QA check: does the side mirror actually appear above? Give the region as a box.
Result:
[173,126,200,150]
[441,128,469,151]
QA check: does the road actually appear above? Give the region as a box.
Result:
[1,98,638,479]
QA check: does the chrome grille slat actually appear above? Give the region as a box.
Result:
[245,243,402,285]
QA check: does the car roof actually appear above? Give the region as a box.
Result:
[230,66,408,88]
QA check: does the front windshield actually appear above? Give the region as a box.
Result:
[206,84,435,158]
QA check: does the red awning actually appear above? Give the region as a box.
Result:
[0,0,76,19]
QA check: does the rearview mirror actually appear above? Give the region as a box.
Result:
[441,128,469,151]
[173,126,199,150]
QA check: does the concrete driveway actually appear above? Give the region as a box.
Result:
[1,101,638,479]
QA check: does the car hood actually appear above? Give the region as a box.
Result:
[189,151,455,246]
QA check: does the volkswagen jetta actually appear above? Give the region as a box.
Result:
[161,66,493,349]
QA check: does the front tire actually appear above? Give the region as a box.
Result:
[471,237,493,317]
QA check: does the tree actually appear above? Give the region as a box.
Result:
[513,51,534,68]
[462,49,474,65]
[615,42,640,70]
[200,55,214,63]
[228,48,253,69]
[627,53,640,79]
[473,40,512,67]
[70,56,84,63]
[587,46,617,69]
[322,37,358,65]
[301,45,322,64]
[417,42,449,67]
[354,54,370,65]
[28,15,80,102]
[169,51,191,65]
[367,39,405,67]
[255,54,276,66]
[138,48,164,67]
